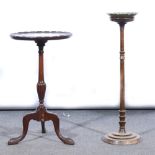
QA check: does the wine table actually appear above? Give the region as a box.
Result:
[8,31,75,145]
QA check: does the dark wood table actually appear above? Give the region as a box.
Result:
[8,31,75,145]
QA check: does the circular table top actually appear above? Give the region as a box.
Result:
[10,31,72,41]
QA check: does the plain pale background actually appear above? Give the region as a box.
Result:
[0,0,155,109]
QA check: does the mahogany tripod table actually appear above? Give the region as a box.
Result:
[103,13,140,145]
[8,31,75,145]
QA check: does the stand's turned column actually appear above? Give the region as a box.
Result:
[103,13,140,145]
[119,23,126,133]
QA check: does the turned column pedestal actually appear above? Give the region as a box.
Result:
[103,13,140,145]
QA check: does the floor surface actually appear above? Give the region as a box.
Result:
[0,110,155,155]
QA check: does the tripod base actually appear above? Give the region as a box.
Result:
[103,132,140,145]
[8,105,74,145]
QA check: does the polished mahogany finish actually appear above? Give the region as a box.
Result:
[110,12,136,133]
[8,31,74,145]
[103,13,140,145]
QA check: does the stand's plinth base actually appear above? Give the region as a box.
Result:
[103,132,140,145]
[8,105,74,145]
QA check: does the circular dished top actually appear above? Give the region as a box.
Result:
[108,12,137,23]
[10,31,72,41]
